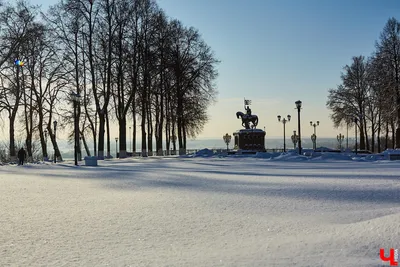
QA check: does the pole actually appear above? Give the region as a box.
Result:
[298,109,302,155]
[283,122,286,152]
[314,125,316,150]
[74,100,78,166]
[116,140,118,158]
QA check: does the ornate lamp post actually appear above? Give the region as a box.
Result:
[223,133,232,151]
[310,121,320,150]
[291,130,298,149]
[53,120,57,163]
[115,137,119,158]
[70,92,81,166]
[295,100,302,155]
[337,133,344,150]
[277,114,291,152]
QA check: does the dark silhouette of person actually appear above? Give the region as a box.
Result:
[17,147,26,165]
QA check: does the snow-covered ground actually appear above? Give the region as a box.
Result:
[1,155,400,266]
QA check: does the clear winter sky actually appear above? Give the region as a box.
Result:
[29,0,400,139]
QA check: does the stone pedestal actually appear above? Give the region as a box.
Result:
[233,129,266,152]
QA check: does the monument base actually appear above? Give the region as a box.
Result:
[233,129,266,152]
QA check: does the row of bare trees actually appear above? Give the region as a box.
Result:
[327,17,400,152]
[0,0,218,160]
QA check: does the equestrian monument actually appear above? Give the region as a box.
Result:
[233,99,266,153]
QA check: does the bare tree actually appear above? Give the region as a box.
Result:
[327,56,369,150]
[0,1,35,159]
[375,18,400,148]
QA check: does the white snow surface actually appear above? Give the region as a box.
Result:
[1,156,400,266]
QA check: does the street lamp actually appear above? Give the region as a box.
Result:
[310,121,319,150]
[337,133,344,150]
[291,130,298,149]
[115,137,119,158]
[277,114,291,152]
[223,133,232,151]
[53,120,57,163]
[295,100,302,155]
[70,92,81,166]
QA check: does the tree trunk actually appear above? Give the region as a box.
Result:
[158,92,164,156]
[94,113,97,157]
[363,116,369,151]
[377,111,381,153]
[119,117,127,158]
[147,101,153,156]
[371,125,375,153]
[385,121,389,150]
[396,98,400,148]
[48,126,63,162]
[133,111,136,155]
[172,124,176,152]
[81,132,91,157]
[9,115,16,160]
[359,121,366,150]
[106,111,111,158]
[155,94,161,155]
[183,122,187,150]
[23,73,31,159]
[391,119,395,149]
[177,94,184,155]
[98,112,106,159]
[141,100,147,157]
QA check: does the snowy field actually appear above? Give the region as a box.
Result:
[1,155,400,266]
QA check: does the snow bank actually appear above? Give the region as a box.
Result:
[254,152,281,158]
[311,153,353,161]
[270,151,309,161]
[185,148,215,158]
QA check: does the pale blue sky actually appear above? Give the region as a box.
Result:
[29,0,400,139]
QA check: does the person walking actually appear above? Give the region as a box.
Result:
[17,147,26,165]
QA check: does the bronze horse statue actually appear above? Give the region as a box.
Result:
[236,111,258,129]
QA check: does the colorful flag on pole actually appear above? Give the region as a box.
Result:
[14,59,24,66]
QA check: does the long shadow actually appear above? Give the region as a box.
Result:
[105,172,400,205]
[184,169,400,181]
[8,159,400,182]
[5,159,400,204]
